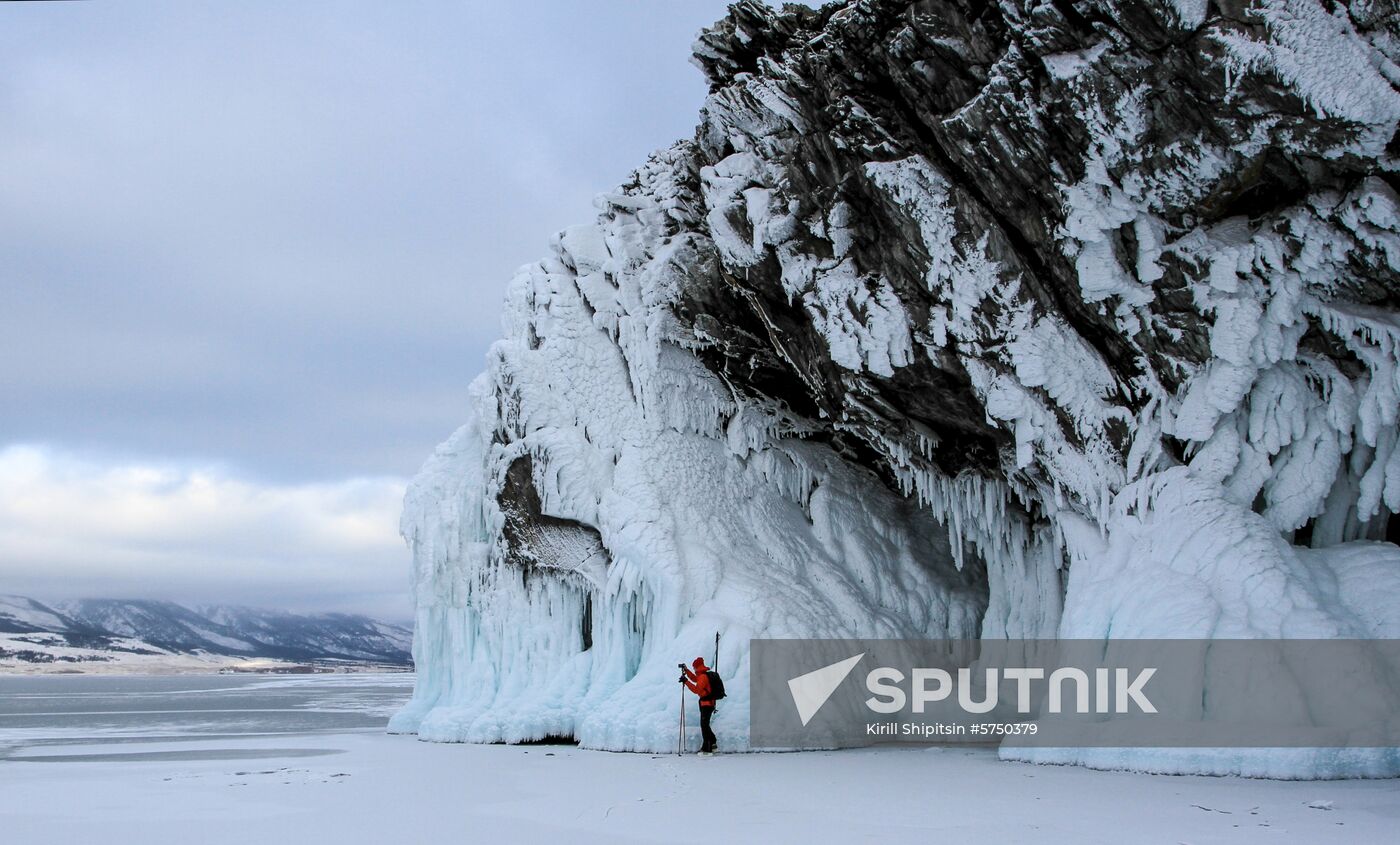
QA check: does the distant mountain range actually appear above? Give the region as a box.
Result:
[0,595,412,672]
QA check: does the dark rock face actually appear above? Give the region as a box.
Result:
[500,454,609,583]
[678,0,1398,544]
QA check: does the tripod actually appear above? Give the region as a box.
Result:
[678,674,686,755]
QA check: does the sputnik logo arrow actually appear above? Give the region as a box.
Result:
[787,653,865,726]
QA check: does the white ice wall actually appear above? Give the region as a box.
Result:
[390,147,998,752]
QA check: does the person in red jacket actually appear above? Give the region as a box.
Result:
[680,656,717,753]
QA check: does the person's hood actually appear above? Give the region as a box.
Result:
[692,657,708,672]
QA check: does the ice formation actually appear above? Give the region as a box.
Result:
[392,0,1400,777]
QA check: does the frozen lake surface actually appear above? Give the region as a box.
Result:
[0,673,412,759]
[1,673,1397,844]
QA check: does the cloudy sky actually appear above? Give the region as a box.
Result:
[0,1,740,620]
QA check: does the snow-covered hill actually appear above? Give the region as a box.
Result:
[0,595,88,635]
[0,595,412,672]
[393,0,1400,777]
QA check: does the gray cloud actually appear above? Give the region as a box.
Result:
[0,1,740,616]
[0,0,736,480]
[0,445,408,618]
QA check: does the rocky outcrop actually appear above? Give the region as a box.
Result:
[685,0,1398,544]
[395,1,1400,775]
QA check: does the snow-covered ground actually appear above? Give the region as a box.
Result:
[0,674,1395,844]
[4,732,1398,843]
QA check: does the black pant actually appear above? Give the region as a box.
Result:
[699,704,716,752]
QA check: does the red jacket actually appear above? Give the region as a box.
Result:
[683,660,715,706]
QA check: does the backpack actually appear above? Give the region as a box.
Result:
[705,670,727,701]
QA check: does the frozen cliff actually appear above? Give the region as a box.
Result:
[391,0,1400,776]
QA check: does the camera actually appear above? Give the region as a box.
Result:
[677,662,687,670]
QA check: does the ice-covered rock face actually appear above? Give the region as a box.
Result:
[393,0,1400,772]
